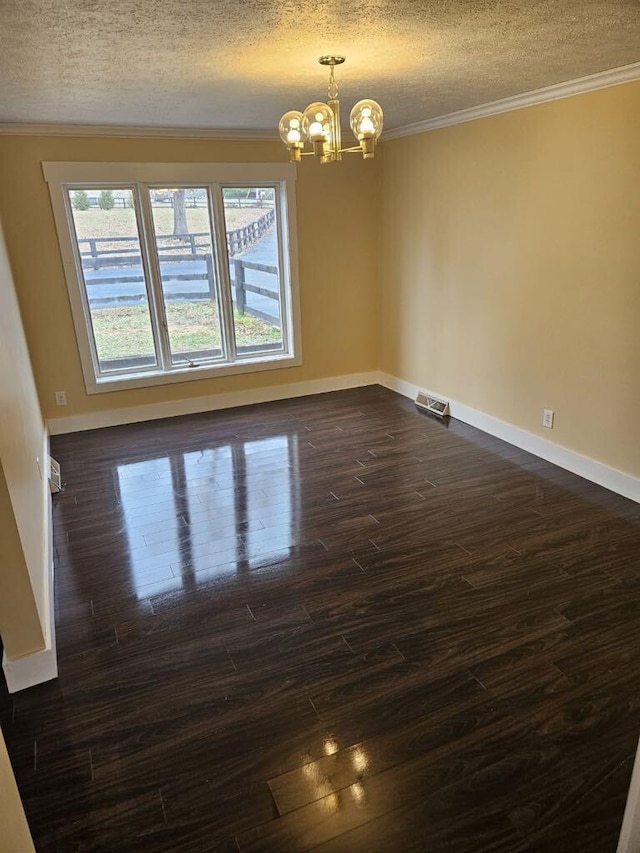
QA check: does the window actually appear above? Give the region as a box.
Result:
[44,163,300,393]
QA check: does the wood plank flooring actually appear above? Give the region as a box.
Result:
[2,385,640,852]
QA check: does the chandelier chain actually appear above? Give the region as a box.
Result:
[328,65,339,101]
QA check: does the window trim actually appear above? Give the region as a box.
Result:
[43,162,301,394]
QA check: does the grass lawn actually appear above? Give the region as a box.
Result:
[72,206,268,241]
[92,301,281,362]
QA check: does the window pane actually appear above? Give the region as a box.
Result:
[68,188,157,373]
[222,187,284,355]
[149,188,222,365]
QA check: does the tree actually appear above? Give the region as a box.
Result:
[172,189,188,237]
[71,190,90,211]
[98,190,115,210]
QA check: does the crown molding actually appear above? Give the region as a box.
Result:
[2,60,639,142]
[0,122,279,140]
[384,60,640,140]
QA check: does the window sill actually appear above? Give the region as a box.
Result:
[85,352,302,394]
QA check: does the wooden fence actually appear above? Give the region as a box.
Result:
[231,260,279,322]
[226,208,275,255]
[77,207,279,322]
[78,207,275,268]
[81,252,279,324]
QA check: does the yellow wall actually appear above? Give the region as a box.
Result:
[0,731,35,851]
[0,219,47,658]
[380,81,640,478]
[0,137,380,422]
[0,83,638,484]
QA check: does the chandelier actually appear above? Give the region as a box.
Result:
[278,56,383,164]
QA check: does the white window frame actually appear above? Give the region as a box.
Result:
[43,162,302,394]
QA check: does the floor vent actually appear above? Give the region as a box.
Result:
[415,391,450,418]
[49,457,62,493]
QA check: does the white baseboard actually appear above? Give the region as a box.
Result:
[379,372,640,504]
[3,643,58,694]
[48,369,639,503]
[3,482,58,694]
[22,369,639,687]
[617,738,640,853]
[47,372,380,435]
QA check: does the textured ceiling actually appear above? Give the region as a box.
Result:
[1,0,639,131]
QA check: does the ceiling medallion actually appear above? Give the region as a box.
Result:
[278,56,383,164]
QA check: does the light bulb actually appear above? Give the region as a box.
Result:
[302,102,333,146]
[278,110,305,149]
[349,99,383,159]
[350,99,383,140]
[359,116,375,137]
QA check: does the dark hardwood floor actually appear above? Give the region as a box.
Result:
[2,385,640,852]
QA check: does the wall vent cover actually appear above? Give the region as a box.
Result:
[415,391,450,418]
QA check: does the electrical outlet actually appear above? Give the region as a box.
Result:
[543,409,554,429]
[55,391,67,406]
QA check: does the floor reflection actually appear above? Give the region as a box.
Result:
[116,457,183,598]
[299,741,370,814]
[244,436,296,564]
[116,433,299,597]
